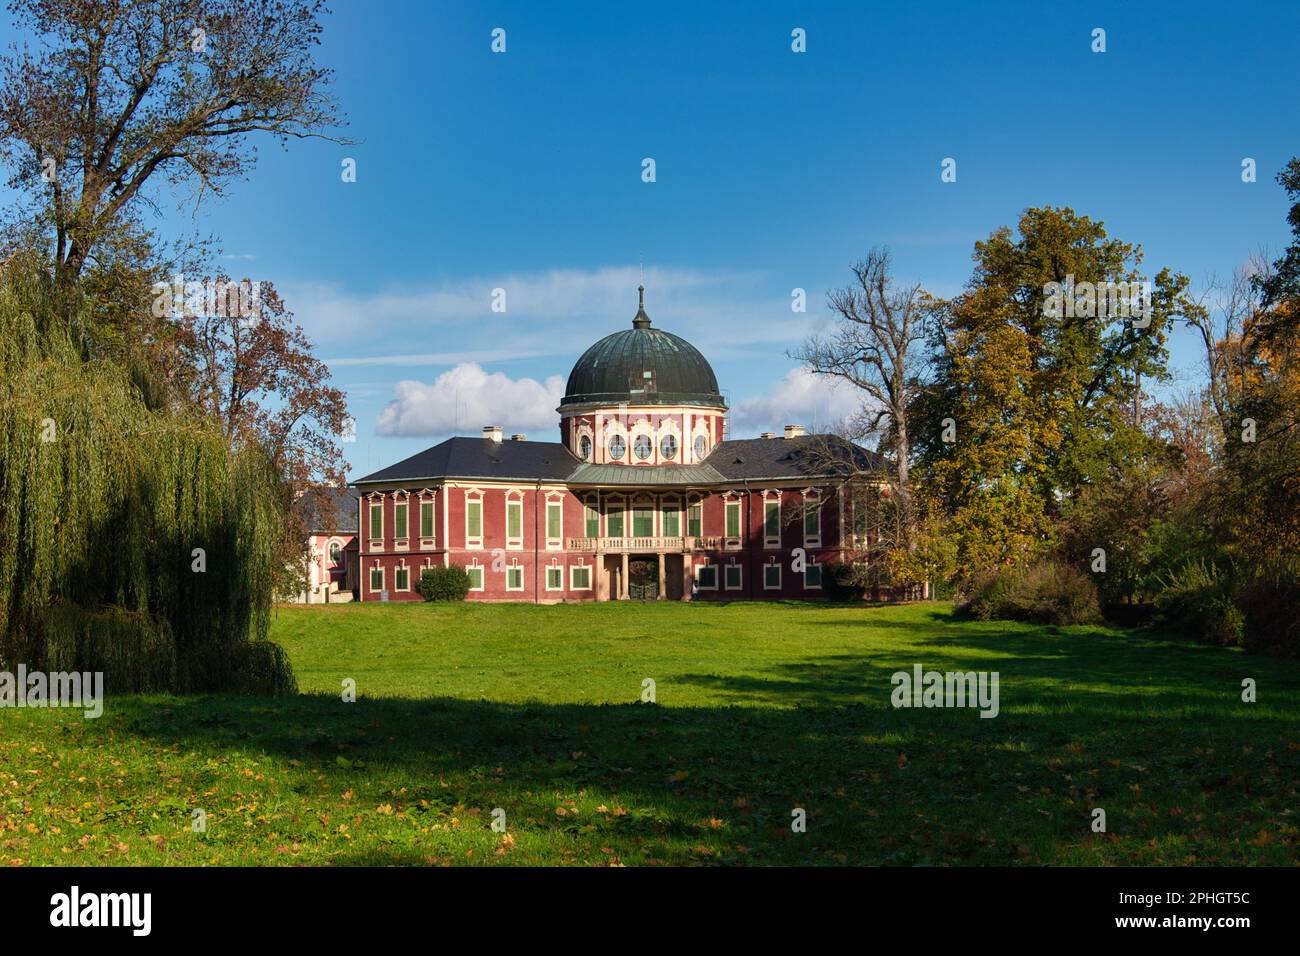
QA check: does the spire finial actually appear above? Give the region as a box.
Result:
[633,282,651,329]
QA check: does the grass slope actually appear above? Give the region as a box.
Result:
[1,601,1296,866]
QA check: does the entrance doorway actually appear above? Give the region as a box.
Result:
[627,556,659,600]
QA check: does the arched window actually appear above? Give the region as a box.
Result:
[579,434,592,460]
[609,434,626,460]
[694,434,708,460]
[660,434,678,459]
[328,541,342,565]
[633,434,652,460]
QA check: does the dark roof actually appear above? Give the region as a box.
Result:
[706,436,885,481]
[561,288,725,408]
[294,487,360,533]
[354,437,581,485]
[353,434,882,487]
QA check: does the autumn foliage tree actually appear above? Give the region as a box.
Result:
[0,0,346,285]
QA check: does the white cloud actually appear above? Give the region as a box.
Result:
[375,363,566,438]
[729,368,864,438]
[285,265,759,350]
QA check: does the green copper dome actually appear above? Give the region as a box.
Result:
[561,287,726,408]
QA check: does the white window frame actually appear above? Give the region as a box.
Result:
[696,562,718,590]
[686,496,703,539]
[724,497,743,551]
[418,490,436,548]
[506,492,524,550]
[606,495,626,540]
[763,562,782,590]
[505,562,525,592]
[583,495,600,539]
[367,493,384,552]
[466,563,485,592]
[570,564,593,591]
[392,491,410,552]
[763,493,781,549]
[724,562,743,591]
[661,495,681,538]
[369,563,384,594]
[545,564,564,592]
[465,490,484,550]
[545,494,564,551]
[394,562,411,592]
[630,497,655,538]
[804,562,823,590]
[803,490,822,548]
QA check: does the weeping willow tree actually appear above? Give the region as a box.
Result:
[0,259,295,695]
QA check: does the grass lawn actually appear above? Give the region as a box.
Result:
[2,601,1297,866]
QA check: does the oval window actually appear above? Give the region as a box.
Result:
[660,434,678,459]
[579,435,592,460]
[694,435,708,459]
[634,434,653,460]
[609,435,626,460]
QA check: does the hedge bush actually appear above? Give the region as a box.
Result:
[417,565,471,602]
[1154,561,1244,647]
[1235,556,1300,657]
[958,560,1101,625]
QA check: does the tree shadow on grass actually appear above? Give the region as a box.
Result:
[103,627,1300,867]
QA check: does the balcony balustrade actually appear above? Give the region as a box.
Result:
[566,535,721,553]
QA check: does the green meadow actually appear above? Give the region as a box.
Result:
[1,601,1296,866]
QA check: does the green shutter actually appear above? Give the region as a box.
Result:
[725,503,740,538]
[687,505,702,537]
[370,504,383,537]
[420,501,434,538]
[608,510,624,538]
[585,506,599,538]
[804,502,819,535]
[764,501,780,537]
[394,503,407,535]
[507,502,521,539]
[633,507,653,537]
[467,501,481,538]
[663,508,679,537]
[547,503,561,539]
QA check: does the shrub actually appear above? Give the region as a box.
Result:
[417,566,471,602]
[1235,556,1300,658]
[1153,561,1243,647]
[957,560,1101,625]
[820,561,863,602]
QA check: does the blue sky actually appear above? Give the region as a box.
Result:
[4,1,1298,478]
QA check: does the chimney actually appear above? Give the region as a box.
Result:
[783,424,806,439]
[510,434,526,442]
[482,425,503,443]
[760,431,777,439]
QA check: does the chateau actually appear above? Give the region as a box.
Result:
[351,289,880,601]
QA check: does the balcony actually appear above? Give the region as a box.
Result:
[566,536,721,553]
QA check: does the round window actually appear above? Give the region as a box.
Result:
[579,435,592,460]
[609,435,626,460]
[660,434,678,459]
[634,434,653,460]
[694,435,708,459]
